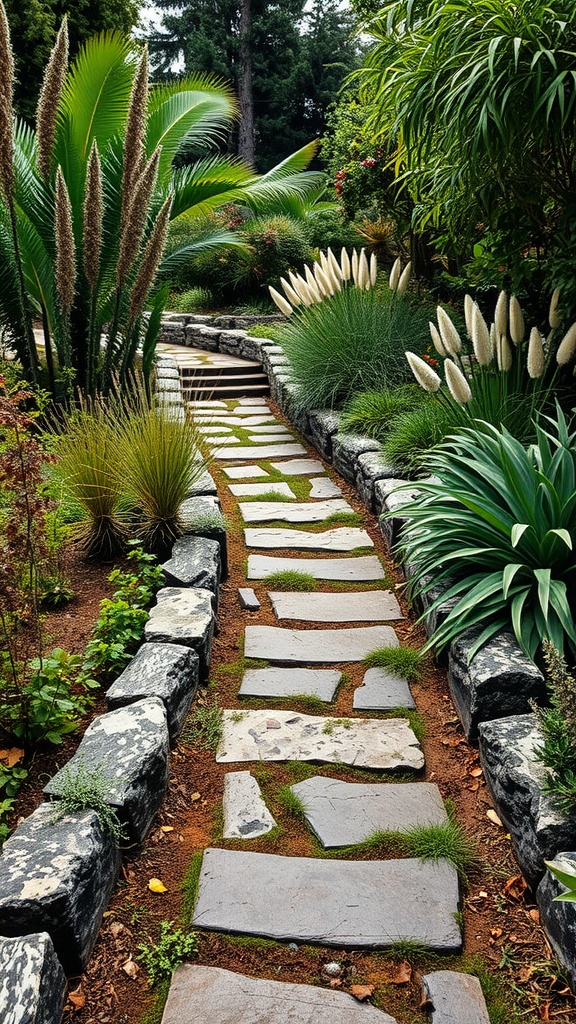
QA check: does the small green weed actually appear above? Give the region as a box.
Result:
[323,511,363,526]
[245,490,294,502]
[138,921,198,986]
[363,645,426,683]
[181,851,204,923]
[49,758,127,845]
[264,570,317,591]
[181,698,223,751]
[285,693,327,712]
[323,717,352,735]
[276,785,308,820]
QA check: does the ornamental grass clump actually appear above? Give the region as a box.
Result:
[398,407,576,663]
[532,640,576,815]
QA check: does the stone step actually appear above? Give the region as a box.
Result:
[180,363,265,378]
[185,381,270,400]
[240,498,351,522]
[309,477,343,498]
[248,555,385,582]
[228,482,296,498]
[244,526,373,551]
[223,772,276,839]
[192,848,461,952]
[244,624,398,663]
[353,668,415,711]
[422,971,491,1024]
[239,667,341,701]
[216,709,423,771]
[214,444,307,461]
[269,458,325,475]
[225,465,270,479]
[290,777,447,848]
[208,433,295,446]
[268,590,402,622]
[162,965,399,1024]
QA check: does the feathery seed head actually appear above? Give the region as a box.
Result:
[549,287,562,330]
[280,276,301,306]
[489,321,497,354]
[340,247,351,281]
[494,289,508,338]
[83,140,103,289]
[327,247,343,281]
[369,252,378,286]
[122,46,149,201]
[497,334,512,372]
[356,248,370,289]
[509,295,525,345]
[527,327,544,379]
[36,17,68,180]
[116,146,161,287]
[463,294,474,337]
[444,358,472,404]
[396,260,412,295]
[405,351,441,393]
[389,256,401,291]
[55,166,76,314]
[289,272,313,306]
[471,302,492,365]
[436,306,461,355]
[129,194,173,320]
[269,286,293,317]
[351,248,359,282]
[429,321,447,357]
[0,1,15,200]
[556,322,576,365]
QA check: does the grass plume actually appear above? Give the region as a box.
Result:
[55,166,76,313]
[36,17,68,179]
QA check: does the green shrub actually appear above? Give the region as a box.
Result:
[304,210,361,253]
[234,215,312,291]
[138,922,198,986]
[533,640,576,814]
[339,385,423,441]
[167,288,214,313]
[1,648,98,747]
[381,399,460,472]
[280,288,429,410]
[400,408,576,662]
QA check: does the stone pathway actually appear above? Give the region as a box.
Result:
[160,392,491,1022]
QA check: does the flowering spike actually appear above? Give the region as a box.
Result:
[556,322,576,365]
[471,302,492,365]
[369,252,378,286]
[340,248,351,281]
[351,248,359,282]
[437,306,461,355]
[509,295,525,345]
[405,351,441,393]
[527,327,544,379]
[280,276,301,306]
[464,294,474,337]
[429,321,447,357]
[494,290,508,338]
[549,288,562,330]
[497,334,512,372]
[389,257,401,291]
[396,260,412,295]
[269,286,293,317]
[444,358,472,404]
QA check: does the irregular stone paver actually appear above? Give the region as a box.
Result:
[269,590,402,622]
[238,587,260,611]
[214,444,307,460]
[309,477,343,498]
[216,709,422,770]
[238,667,341,701]
[353,668,416,711]
[247,433,296,443]
[244,527,373,551]
[145,587,215,676]
[223,772,277,839]
[0,932,66,1024]
[248,554,385,581]
[224,464,269,479]
[291,778,447,848]
[248,423,292,434]
[208,435,254,445]
[245,624,398,663]
[228,482,295,498]
[240,499,351,523]
[186,468,218,497]
[106,642,199,740]
[199,425,232,434]
[192,848,460,950]
[422,972,490,1024]
[162,965,399,1024]
[270,458,325,475]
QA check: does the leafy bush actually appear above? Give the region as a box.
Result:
[399,409,576,663]
[167,288,214,313]
[339,385,423,441]
[138,921,198,986]
[533,641,576,815]
[280,288,429,410]
[304,209,361,253]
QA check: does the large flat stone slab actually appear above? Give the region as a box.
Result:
[247,433,296,443]
[354,668,415,711]
[44,698,170,844]
[0,805,122,974]
[106,642,199,740]
[244,527,373,551]
[162,965,399,1024]
[0,933,66,1024]
[216,709,423,770]
[291,778,447,848]
[192,848,460,951]
[270,459,324,475]
[145,587,215,676]
[223,772,276,839]
[214,444,307,460]
[224,464,269,479]
[161,536,221,602]
[240,499,351,523]
[422,972,490,1024]
[248,423,292,434]
[228,482,295,498]
[238,667,341,701]
[248,555,385,581]
[309,477,342,498]
[245,624,398,663]
[269,590,402,622]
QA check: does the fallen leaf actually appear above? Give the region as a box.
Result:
[390,961,412,985]
[122,959,139,979]
[67,987,86,1011]
[329,979,342,989]
[0,747,24,768]
[148,878,167,893]
[503,874,528,900]
[486,809,503,827]
[350,984,374,1002]
[528,908,540,924]
[469,767,483,777]
[109,921,124,938]
[191,792,201,802]
[161,826,174,833]
[467,782,480,792]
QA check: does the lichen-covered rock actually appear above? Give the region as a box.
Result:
[0,932,66,1024]
[449,631,546,741]
[0,806,121,974]
[184,324,221,350]
[537,853,576,991]
[106,643,199,740]
[44,698,170,844]
[145,587,215,676]
[331,434,380,485]
[179,496,228,577]
[355,452,396,511]
[161,535,221,604]
[377,480,423,546]
[185,469,217,498]
[421,971,490,1024]
[479,714,576,887]
[307,410,341,461]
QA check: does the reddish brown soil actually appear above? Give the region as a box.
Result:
[10,403,576,1024]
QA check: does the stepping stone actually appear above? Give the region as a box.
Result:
[192,848,460,951]
[208,436,250,445]
[223,772,276,839]
[228,482,295,498]
[248,554,385,581]
[145,587,215,677]
[214,444,307,460]
[270,458,324,475]
[190,400,227,407]
[239,667,341,701]
[309,477,343,498]
[106,642,199,740]
[269,591,402,623]
[217,709,422,770]
[238,397,269,405]
[248,423,292,434]
[186,468,218,498]
[422,972,490,1024]
[240,499,351,523]
[245,625,398,663]
[199,425,232,434]
[162,965,399,1024]
[247,433,296,443]
[238,587,260,611]
[224,465,269,479]
[244,527,373,551]
[290,778,447,848]
[354,668,415,710]
[0,933,66,1024]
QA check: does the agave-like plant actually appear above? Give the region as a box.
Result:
[0,8,324,399]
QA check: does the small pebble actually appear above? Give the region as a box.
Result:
[323,961,342,977]
[289,943,299,951]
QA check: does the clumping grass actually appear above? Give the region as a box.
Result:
[181,697,223,751]
[388,939,429,963]
[244,490,295,502]
[363,645,426,683]
[285,692,329,712]
[181,851,204,923]
[264,570,317,591]
[381,400,459,474]
[168,287,213,313]
[276,785,308,820]
[340,385,424,441]
[323,510,364,526]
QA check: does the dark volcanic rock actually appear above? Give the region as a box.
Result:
[0,932,66,1024]
[161,535,221,604]
[537,853,576,991]
[331,434,380,485]
[355,452,396,512]
[0,806,121,974]
[307,410,341,461]
[179,496,228,577]
[106,643,199,740]
[144,587,215,677]
[479,714,576,887]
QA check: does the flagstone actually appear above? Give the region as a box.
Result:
[247,434,296,443]
[248,423,292,434]
[245,624,398,663]
[268,590,402,622]
[228,482,295,498]
[244,527,373,551]
[214,444,307,460]
[223,772,276,839]
[247,554,385,581]
[270,459,325,475]
[309,477,343,498]
[192,848,460,951]
[224,465,270,479]
[238,667,341,701]
[290,777,448,848]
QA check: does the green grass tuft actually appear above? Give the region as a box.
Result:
[180,851,204,924]
[363,645,426,682]
[323,510,364,526]
[264,570,317,591]
[180,697,223,751]
[276,785,308,820]
[340,385,424,442]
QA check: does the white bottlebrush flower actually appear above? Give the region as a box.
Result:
[327,247,343,281]
[444,358,472,404]
[549,287,561,329]
[471,302,492,365]
[429,321,447,357]
[351,248,359,283]
[489,321,497,354]
[340,247,351,281]
[497,334,513,372]
[436,306,461,354]
[280,276,301,306]
[527,326,544,379]
[369,251,378,286]
[464,294,474,337]
[494,289,508,339]
[269,286,293,317]
[314,262,334,297]
[289,272,313,306]
[405,351,441,393]
[509,295,525,345]
[356,248,370,289]
[389,256,401,291]
[397,260,412,295]
[556,322,576,365]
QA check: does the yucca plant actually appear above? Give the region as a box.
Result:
[398,407,576,663]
